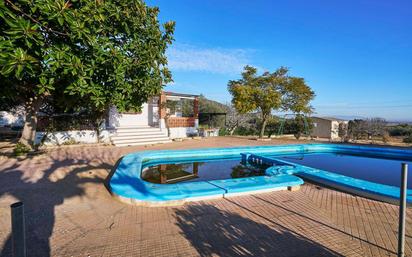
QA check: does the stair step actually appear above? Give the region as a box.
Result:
[114,139,172,147]
[115,126,160,131]
[114,130,167,136]
[112,135,170,142]
[115,129,164,134]
[110,126,171,147]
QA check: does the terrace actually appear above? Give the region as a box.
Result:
[0,137,411,256]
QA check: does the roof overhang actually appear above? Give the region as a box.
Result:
[164,91,199,101]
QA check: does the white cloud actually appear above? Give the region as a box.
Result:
[167,44,253,75]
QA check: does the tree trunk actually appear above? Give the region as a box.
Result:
[259,117,268,138]
[165,116,171,137]
[19,97,42,149]
[229,125,237,135]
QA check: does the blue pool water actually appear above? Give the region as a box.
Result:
[109,144,412,204]
[142,153,412,188]
[277,153,412,188]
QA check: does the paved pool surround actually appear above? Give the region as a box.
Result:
[108,144,412,206]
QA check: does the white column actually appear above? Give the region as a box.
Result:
[159,118,166,130]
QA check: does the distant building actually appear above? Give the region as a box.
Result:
[311,116,348,140]
[106,91,200,146]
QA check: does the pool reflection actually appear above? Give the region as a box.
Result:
[141,159,268,184]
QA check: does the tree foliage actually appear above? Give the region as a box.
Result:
[225,104,250,135]
[388,124,412,137]
[404,135,412,144]
[0,0,174,146]
[347,119,365,140]
[266,115,313,139]
[290,115,312,139]
[365,118,387,138]
[338,122,349,142]
[348,118,387,141]
[228,66,315,138]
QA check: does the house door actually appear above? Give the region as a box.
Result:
[148,97,159,127]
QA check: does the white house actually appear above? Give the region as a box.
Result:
[107,91,199,146]
[31,91,200,146]
[311,116,348,140]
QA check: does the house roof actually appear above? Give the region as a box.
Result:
[164,91,199,98]
[312,116,347,122]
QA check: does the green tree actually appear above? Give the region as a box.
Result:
[264,116,279,138]
[0,0,174,148]
[228,66,315,138]
[225,104,249,135]
[290,115,312,139]
[338,122,349,142]
[348,119,366,140]
[388,124,412,137]
[365,117,387,139]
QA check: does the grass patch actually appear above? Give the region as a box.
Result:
[13,142,31,156]
[62,139,78,145]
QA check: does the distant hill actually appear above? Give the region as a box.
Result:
[332,115,366,121]
[198,95,229,113]
[386,121,412,126]
[318,115,412,124]
[181,95,228,117]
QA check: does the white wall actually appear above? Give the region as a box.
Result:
[331,120,349,140]
[169,127,198,139]
[312,118,348,140]
[0,110,25,127]
[108,105,149,128]
[330,121,340,140]
[199,128,219,137]
[311,118,332,138]
[35,129,114,146]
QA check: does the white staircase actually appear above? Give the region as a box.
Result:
[111,126,171,146]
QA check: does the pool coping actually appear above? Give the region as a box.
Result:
[108,143,412,206]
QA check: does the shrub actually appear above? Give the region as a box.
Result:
[388,124,412,137]
[219,128,229,136]
[62,139,78,145]
[403,136,412,144]
[382,132,390,144]
[234,126,259,136]
[13,142,31,156]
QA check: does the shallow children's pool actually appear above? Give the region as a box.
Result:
[278,152,412,188]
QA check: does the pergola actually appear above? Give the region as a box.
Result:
[198,112,227,128]
[158,91,199,129]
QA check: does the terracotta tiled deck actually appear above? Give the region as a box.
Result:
[0,137,411,256]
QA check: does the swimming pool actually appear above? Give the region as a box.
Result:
[108,144,412,206]
[142,152,412,188]
[141,158,268,184]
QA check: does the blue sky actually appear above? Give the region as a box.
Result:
[149,0,412,121]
